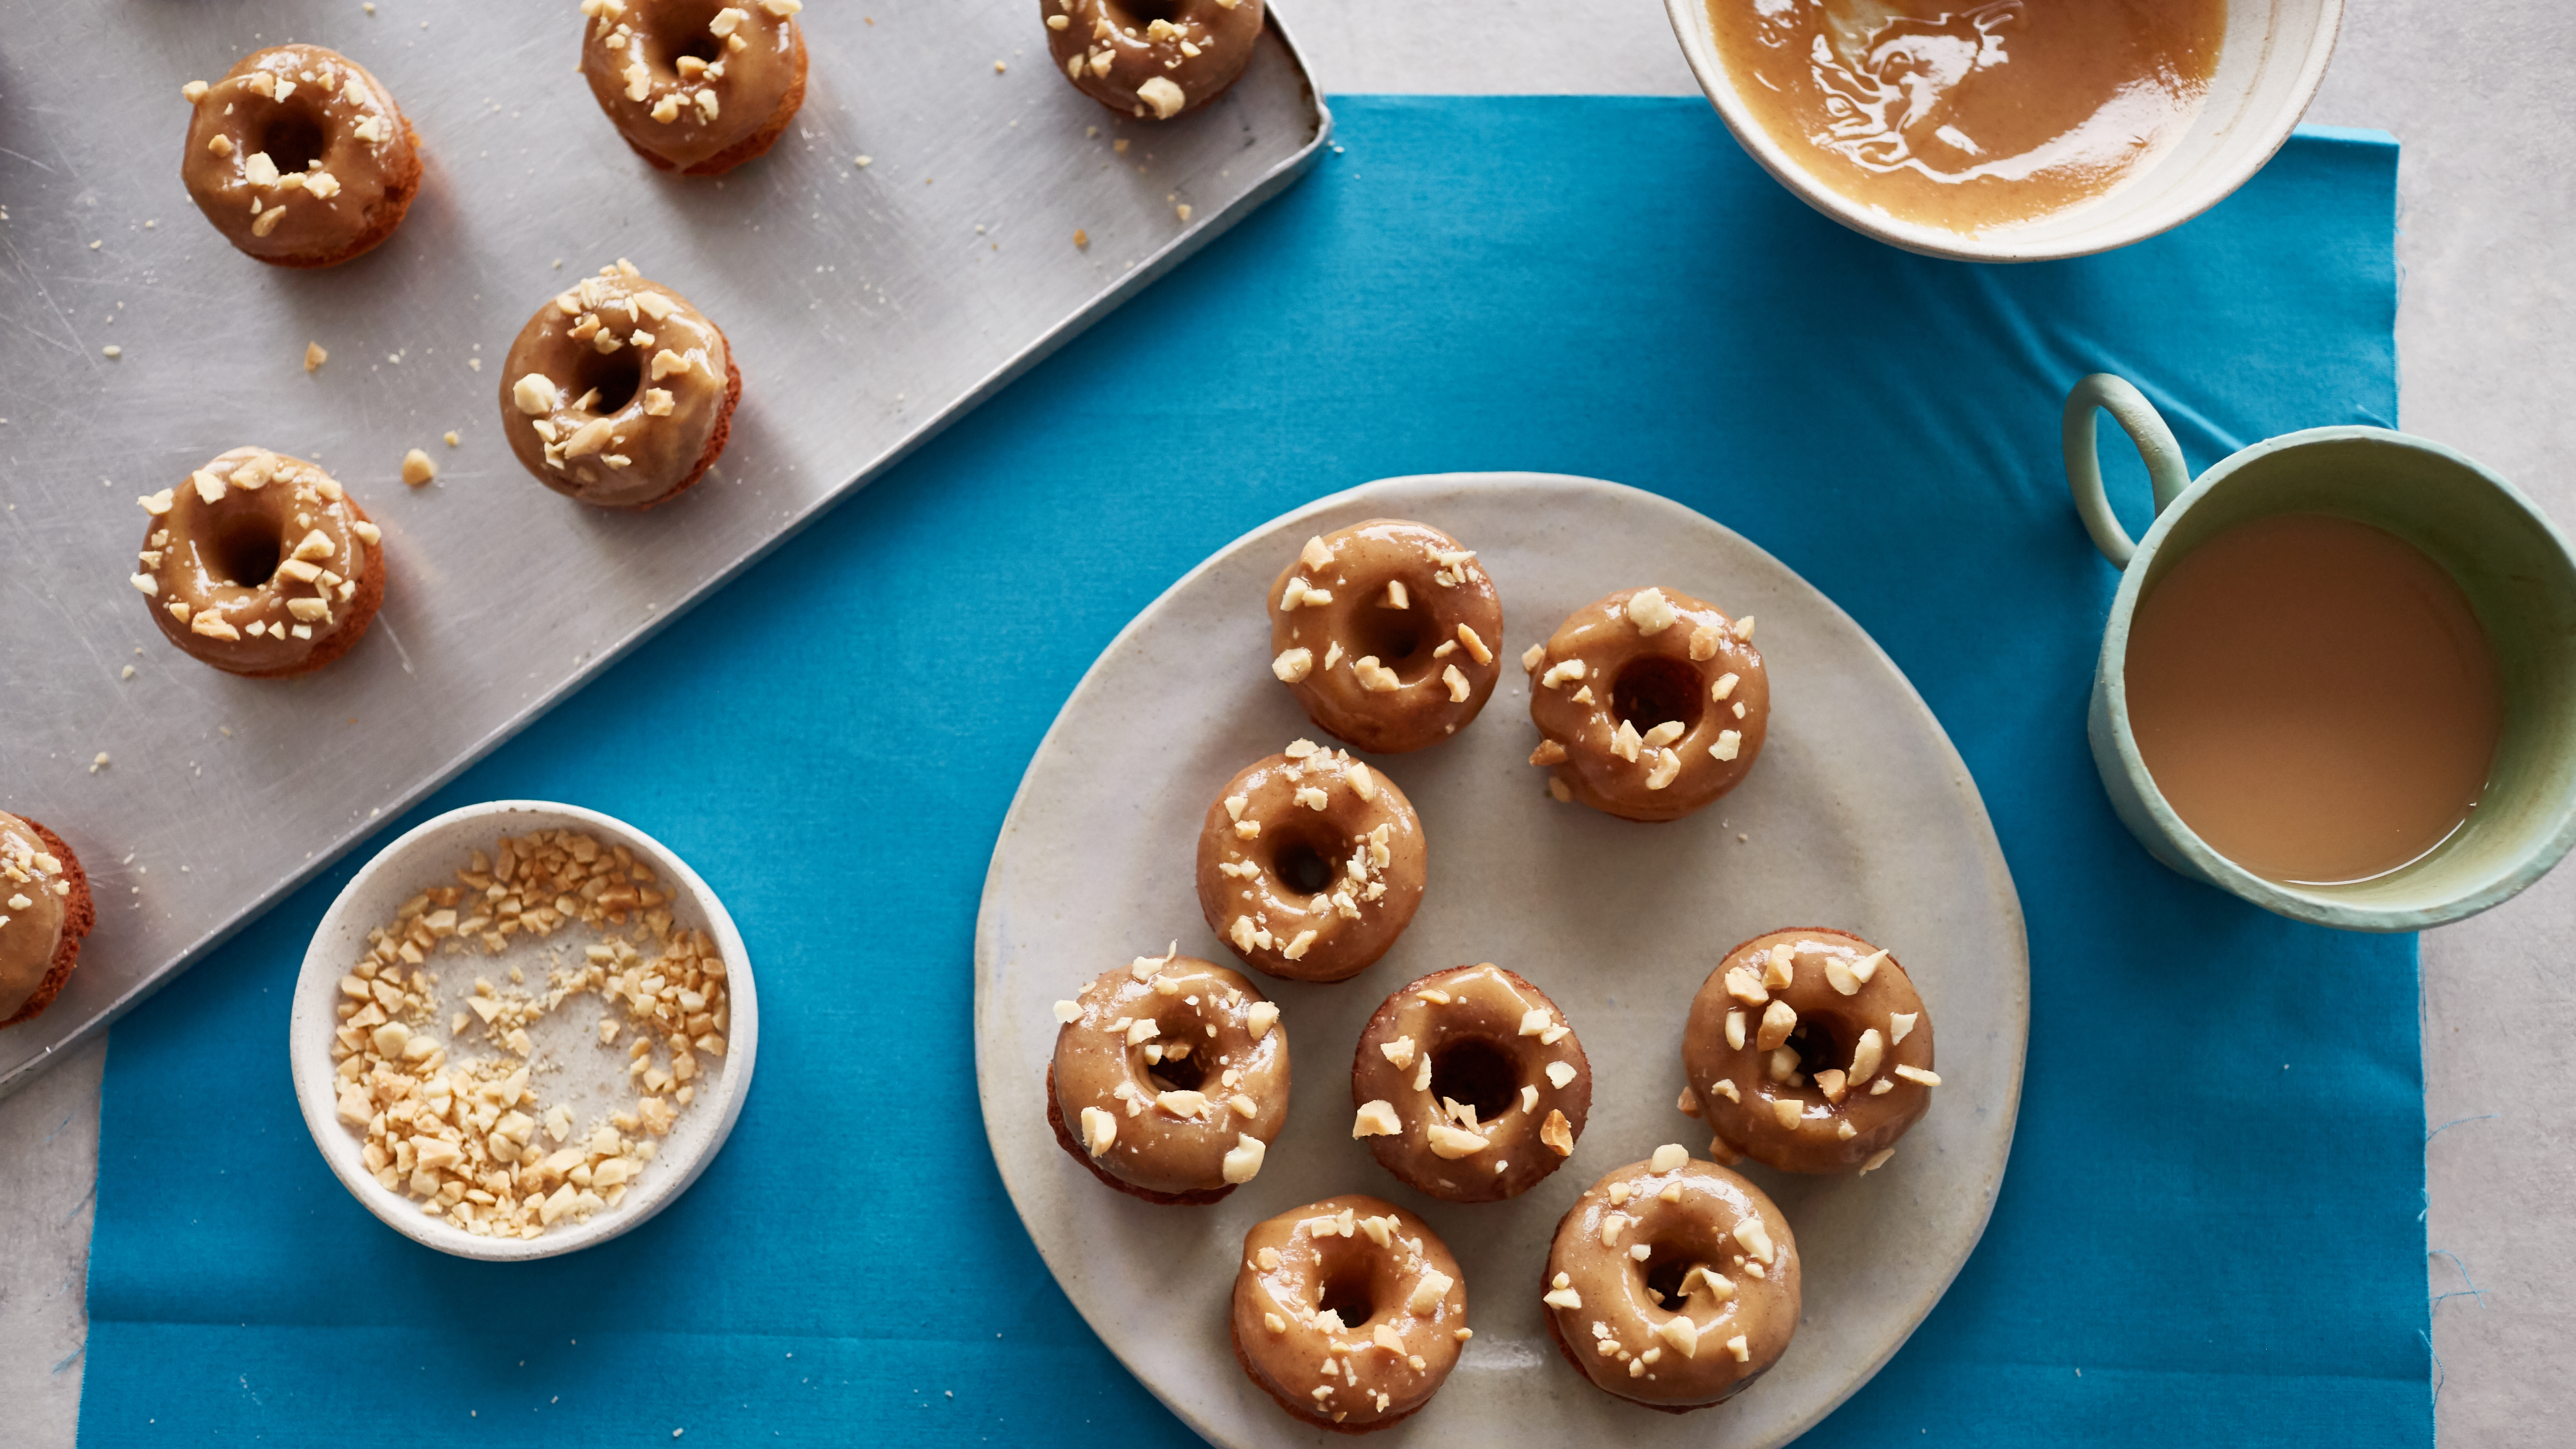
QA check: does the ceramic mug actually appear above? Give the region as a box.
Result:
[1662,0,2344,263]
[2065,372,2576,930]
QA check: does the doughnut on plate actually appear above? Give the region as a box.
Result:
[977,472,2028,1446]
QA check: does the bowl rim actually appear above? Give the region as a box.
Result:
[287,799,759,1261]
[1660,0,2348,264]
[2094,426,2576,930]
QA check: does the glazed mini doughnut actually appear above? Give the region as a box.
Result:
[133,449,387,678]
[1046,0,1265,121]
[1540,1145,1801,1413]
[1231,1194,1469,1432]
[580,0,808,176]
[1350,963,1590,1203]
[179,45,421,268]
[1269,521,1505,754]
[0,813,92,1030]
[1048,947,1288,1204]
[500,261,739,509]
[1681,928,1937,1174]
[1195,741,1426,983]
[1525,586,1770,822]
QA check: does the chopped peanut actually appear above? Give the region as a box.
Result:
[323,830,732,1241]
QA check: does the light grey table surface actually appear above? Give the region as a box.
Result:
[4,2,2565,1444]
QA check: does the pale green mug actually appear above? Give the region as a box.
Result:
[2065,372,2576,930]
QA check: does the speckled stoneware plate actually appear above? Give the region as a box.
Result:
[975,473,2027,1446]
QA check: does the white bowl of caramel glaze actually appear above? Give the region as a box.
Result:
[1666,0,2344,262]
[289,800,758,1262]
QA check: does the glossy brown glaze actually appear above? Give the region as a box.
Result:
[1046,0,1265,121]
[1350,964,1589,1203]
[1542,1150,1800,1411]
[500,262,738,509]
[1682,928,1937,1174]
[179,45,421,267]
[1709,0,2228,233]
[1195,742,1426,983]
[1270,520,1505,754]
[1049,950,1287,1202]
[1230,1194,1468,1432]
[580,0,808,174]
[1526,586,1768,822]
[135,449,386,678]
[0,815,89,1029]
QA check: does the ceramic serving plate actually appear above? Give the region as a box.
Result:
[975,473,2026,1446]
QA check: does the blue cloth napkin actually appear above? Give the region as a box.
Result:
[78,99,2424,1446]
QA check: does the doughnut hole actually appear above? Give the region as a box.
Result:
[1639,1232,1727,1309]
[1114,0,1184,22]
[1785,1012,1854,1091]
[1140,1017,1210,1094]
[1611,655,1705,736]
[1314,1242,1377,1328]
[1340,576,1442,684]
[647,0,733,72]
[252,103,328,174]
[1428,1036,1519,1126]
[1265,824,1342,897]
[209,512,284,588]
[564,341,647,418]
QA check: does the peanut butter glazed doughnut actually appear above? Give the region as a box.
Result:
[1231,1194,1469,1432]
[0,814,92,1030]
[1541,1146,1801,1413]
[1682,928,1937,1175]
[179,45,421,268]
[133,449,386,678]
[1270,521,1505,754]
[1195,741,1426,983]
[1526,586,1770,822]
[580,0,808,176]
[1048,947,1287,1204]
[1350,964,1590,1203]
[502,261,739,509]
[1046,0,1265,121]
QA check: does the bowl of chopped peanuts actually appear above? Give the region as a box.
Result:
[290,800,757,1260]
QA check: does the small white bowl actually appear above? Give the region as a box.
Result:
[1663,0,2345,262]
[289,800,758,1260]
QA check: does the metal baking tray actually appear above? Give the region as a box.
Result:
[0,0,1328,1095]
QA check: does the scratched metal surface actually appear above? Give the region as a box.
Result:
[0,0,1328,1095]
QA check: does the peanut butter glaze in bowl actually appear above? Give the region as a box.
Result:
[1707,0,2227,235]
[1666,0,2343,261]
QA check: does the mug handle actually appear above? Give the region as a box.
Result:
[2062,373,2192,567]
